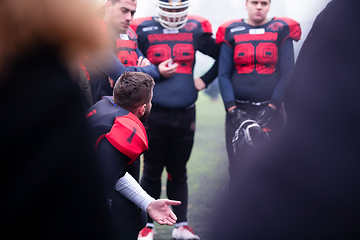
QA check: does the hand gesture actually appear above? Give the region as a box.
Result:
[147,199,181,225]
[158,58,178,78]
[137,56,151,67]
[194,78,206,91]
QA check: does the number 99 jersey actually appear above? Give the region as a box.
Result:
[216,17,301,103]
[131,15,218,109]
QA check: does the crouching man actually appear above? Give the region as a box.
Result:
[86,71,181,239]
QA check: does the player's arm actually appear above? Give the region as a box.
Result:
[115,173,181,225]
[218,43,250,127]
[125,48,160,81]
[256,39,295,127]
[113,48,160,81]
[97,138,179,226]
[218,42,236,111]
[90,46,160,83]
[90,45,127,81]
[197,34,220,88]
[270,38,295,110]
[96,138,130,199]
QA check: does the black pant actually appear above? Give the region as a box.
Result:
[225,103,285,189]
[141,105,196,223]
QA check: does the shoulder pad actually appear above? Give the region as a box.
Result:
[274,17,302,42]
[131,17,154,32]
[215,19,243,45]
[85,96,114,120]
[105,112,148,163]
[187,15,212,34]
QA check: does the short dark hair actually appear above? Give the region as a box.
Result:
[113,71,154,112]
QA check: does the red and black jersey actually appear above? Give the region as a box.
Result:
[131,15,219,109]
[216,18,301,108]
[114,27,139,67]
[86,96,148,164]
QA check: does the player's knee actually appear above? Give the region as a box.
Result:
[167,172,187,183]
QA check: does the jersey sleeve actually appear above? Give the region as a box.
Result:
[218,42,236,110]
[275,17,302,44]
[271,38,295,108]
[105,112,148,164]
[96,138,130,198]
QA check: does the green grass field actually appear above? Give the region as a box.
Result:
[144,92,229,240]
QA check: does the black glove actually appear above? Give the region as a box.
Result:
[228,107,249,128]
[256,106,276,127]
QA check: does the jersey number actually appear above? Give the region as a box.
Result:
[234,43,278,74]
[117,51,138,67]
[147,44,195,74]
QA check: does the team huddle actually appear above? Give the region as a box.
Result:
[83,0,301,240]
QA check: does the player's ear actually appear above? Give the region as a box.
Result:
[105,0,112,12]
[139,104,146,116]
[133,104,146,119]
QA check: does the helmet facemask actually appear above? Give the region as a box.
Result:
[157,0,190,30]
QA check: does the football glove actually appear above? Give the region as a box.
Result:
[228,107,250,128]
[256,106,276,127]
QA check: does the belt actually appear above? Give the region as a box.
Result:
[236,100,270,106]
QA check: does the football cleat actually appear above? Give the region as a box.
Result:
[138,227,155,240]
[157,0,190,30]
[172,225,200,240]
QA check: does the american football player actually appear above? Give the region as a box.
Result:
[212,0,360,238]
[82,0,160,104]
[86,72,181,240]
[131,0,220,239]
[215,0,301,189]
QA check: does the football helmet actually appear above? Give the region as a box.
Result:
[232,119,269,155]
[156,0,190,30]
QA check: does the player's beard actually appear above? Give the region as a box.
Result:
[140,107,150,123]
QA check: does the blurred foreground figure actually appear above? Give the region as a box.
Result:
[211,0,360,239]
[0,0,115,239]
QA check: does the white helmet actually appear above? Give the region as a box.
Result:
[232,119,270,156]
[157,0,190,30]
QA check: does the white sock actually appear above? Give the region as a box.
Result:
[146,223,155,229]
[175,222,188,228]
